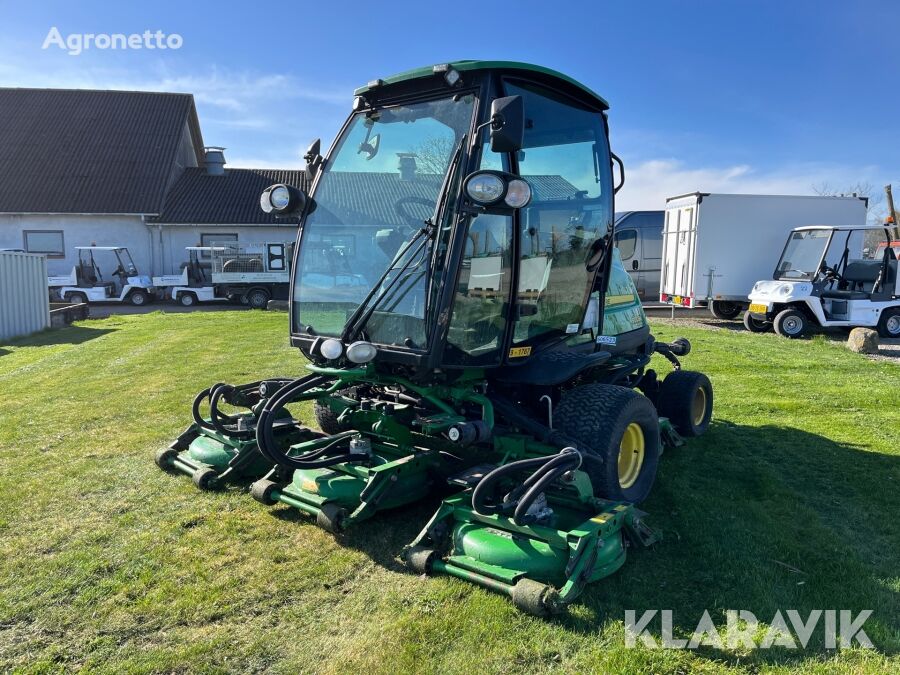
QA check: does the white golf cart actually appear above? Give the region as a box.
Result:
[745,225,900,338]
[48,246,155,306]
[152,247,229,306]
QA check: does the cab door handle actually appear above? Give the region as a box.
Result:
[632,259,639,271]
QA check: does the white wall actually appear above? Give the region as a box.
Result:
[0,213,152,276]
[157,225,298,274]
[0,251,49,341]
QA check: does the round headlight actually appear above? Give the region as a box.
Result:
[320,338,344,360]
[346,341,378,364]
[259,189,274,214]
[504,179,532,208]
[270,185,291,210]
[466,173,505,204]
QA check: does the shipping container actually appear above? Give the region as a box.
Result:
[0,251,50,341]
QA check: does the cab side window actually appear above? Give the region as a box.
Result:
[615,229,637,259]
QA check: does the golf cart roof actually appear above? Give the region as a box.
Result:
[793,225,887,232]
[75,246,127,251]
[354,60,609,110]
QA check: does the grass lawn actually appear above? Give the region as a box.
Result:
[0,310,897,673]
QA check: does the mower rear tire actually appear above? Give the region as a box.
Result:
[155,447,179,470]
[877,307,900,338]
[773,308,807,338]
[250,479,279,505]
[510,578,562,617]
[554,384,660,504]
[743,312,770,333]
[316,502,347,533]
[709,300,742,320]
[192,467,219,491]
[405,546,435,574]
[657,370,713,437]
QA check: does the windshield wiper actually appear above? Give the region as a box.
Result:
[341,135,467,345]
[342,224,434,343]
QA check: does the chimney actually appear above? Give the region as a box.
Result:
[397,153,417,181]
[204,146,226,176]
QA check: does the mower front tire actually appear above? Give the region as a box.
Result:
[554,384,660,504]
[657,370,713,437]
[314,401,345,435]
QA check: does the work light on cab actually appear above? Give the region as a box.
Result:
[259,183,308,216]
[464,170,532,209]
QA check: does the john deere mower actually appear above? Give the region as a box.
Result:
[158,61,713,614]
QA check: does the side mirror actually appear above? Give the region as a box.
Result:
[304,139,323,182]
[489,95,524,153]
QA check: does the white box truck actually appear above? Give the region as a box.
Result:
[659,193,868,317]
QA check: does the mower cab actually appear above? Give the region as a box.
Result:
[158,61,714,615]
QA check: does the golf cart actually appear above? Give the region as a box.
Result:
[157,61,714,615]
[152,246,229,306]
[48,246,154,305]
[745,225,900,338]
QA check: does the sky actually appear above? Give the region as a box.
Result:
[0,0,897,215]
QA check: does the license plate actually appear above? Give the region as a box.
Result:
[749,303,768,314]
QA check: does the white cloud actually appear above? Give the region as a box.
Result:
[617,158,888,217]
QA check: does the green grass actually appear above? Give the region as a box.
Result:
[0,311,897,674]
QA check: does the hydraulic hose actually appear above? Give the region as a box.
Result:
[255,374,366,470]
[472,448,599,527]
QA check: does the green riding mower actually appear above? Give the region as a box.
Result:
[157,61,713,615]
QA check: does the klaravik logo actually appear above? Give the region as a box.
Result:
[42,27,183,56]
[625,609,874,650]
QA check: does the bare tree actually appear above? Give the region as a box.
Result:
[411,137,455,176]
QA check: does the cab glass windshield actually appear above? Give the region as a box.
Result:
[292,94,475,346]
[775,229,832,279]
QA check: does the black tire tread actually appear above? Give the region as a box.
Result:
[657,370,713,437]
[554,384,660,503]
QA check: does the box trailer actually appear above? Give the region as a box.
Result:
[659,193,868,316]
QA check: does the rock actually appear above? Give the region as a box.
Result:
[847,327,879,354]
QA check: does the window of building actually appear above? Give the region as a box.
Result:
[200,233,238,258]
[23,230,65,257]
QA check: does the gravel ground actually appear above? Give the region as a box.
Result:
[647,312,900,363]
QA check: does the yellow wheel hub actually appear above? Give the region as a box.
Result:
[691,388,707,426]
[618,422,645,489]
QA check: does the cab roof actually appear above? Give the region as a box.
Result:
[354,60,609,110]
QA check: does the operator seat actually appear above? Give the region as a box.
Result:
[820,260,881,300]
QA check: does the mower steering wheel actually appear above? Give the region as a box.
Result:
[394,196,434,228]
